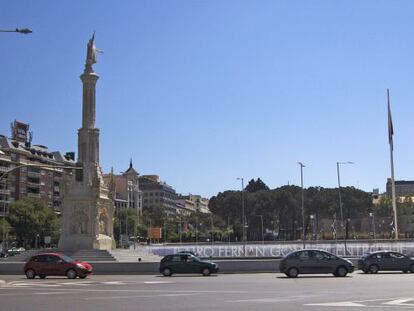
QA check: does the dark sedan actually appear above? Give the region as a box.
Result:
[358,251,414,273]
[279,249,354,278]
[159,253,218,276]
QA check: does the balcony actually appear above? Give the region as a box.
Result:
[27,193,41,198]
[0,166,10,173]
[0,198,10,205]
[27,171,41,178]
[27,182,40,188]
[0,189,10,195]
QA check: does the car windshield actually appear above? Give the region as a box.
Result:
[60,254,75,263]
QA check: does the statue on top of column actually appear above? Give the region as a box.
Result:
[85,32,103,69]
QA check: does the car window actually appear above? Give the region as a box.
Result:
[371,253,382,259]
[171,255,182,262]
[47,255,60,263]
[298,251,310,260]
[390,252,405,259]
[60,255,74,263]
[287,252,299,259]
[312,251,325,260]
[314,251,331,260]
[36,255,47,263]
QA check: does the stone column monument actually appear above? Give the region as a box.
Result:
[59,33,115,250]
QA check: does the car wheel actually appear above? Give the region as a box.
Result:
[368,264,379,274]
[66,269,77,279]
[410,264,414,273]
[335,266,348,277]
[362,269,368,274]
[202,268,211,276]
[79,275,87,279]
[287,267,299,278]
[402,270,408,273]
[25,269,36,279]
[162,268,172,277]
[39,275,46,279]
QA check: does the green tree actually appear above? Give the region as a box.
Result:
[113,208,139,244]
[0,218,11,242]
[7,198,60,248]
[245,178,270,193]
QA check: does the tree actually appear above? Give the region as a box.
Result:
[7,198,60,248]
[113,208,140,244]
[209,183,374,241]
[245,178,270,193]
[0,218,11,243]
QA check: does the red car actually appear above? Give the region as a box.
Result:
[24,253,93,279]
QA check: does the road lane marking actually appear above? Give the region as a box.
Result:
[84,293,199,300]
[144,281,175,284]
[383,299,414,306]
[306,302,365,307]
[228,295,314,303]
[306,297,414,308]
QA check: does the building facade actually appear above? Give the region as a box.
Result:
[177,194,210,214]
[139,175,179,214]
[103,160,142,215]
[0,120,76,216]
[386,178,414,197]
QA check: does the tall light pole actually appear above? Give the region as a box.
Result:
[336,161,354,254]
[254,215,264,244]
[369,212,376,240]
[298,162,306,249]
[236,177,246,256]
[0,28,32,34]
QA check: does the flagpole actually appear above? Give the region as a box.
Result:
[387,89,398,240]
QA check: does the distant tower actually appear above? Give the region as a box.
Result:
[59,33,115,250]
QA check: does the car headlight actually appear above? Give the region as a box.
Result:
[76,263,86,269]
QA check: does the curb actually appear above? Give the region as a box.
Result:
[0,280,6,287]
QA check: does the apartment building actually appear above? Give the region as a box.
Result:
[0,121,76,214]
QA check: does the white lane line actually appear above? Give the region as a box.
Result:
[144,281,175,284]
[228,298,293,303]
[159,293,200,297]
[84,293,199,301]
[102,281,126,285]
[306,302,366,307]
[59,281,94,286]
[228,295,314,303]
[35,292,66,295]
[383,298,414,306]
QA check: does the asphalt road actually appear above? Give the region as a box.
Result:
[1,272,414,311]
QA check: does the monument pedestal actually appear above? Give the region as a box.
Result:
[58,163,115,251]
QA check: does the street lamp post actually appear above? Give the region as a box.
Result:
[336,161,354,254]
[236,177,246,256]
[298,162,306,249]
[0,28,32,34]
[309,214,316,240]
[195,216,198,245]
[369,212,376,240]
[254,215,264,244]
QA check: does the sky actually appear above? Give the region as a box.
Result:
[1,0,414,198]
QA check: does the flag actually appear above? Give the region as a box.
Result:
[387,89,394,150]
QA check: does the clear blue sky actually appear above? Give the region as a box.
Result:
[1,0,414,198]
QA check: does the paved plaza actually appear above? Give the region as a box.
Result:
[1,272,414,310]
